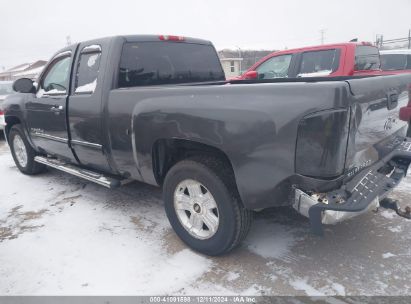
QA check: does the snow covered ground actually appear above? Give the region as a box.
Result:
[0,138,410,296]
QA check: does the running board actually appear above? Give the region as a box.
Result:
[34,156,125,188]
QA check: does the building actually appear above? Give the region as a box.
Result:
[220,57,243,78]
[218,49,277,78]
[0,60,47,81]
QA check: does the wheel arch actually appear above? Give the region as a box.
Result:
[152,138,237,187]
[4,115,22,143]
[5,115,37,151]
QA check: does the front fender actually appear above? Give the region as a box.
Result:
[3,93,35,149]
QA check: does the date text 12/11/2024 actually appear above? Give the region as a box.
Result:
[149,296,256,303]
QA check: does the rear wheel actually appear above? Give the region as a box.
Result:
[9,124,45,175]
[163,156,253,256]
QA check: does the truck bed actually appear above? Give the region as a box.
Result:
[107,74,411,210]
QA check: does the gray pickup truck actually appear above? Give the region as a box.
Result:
[3,35,411,255]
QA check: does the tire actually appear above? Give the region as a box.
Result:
[9,124,46,175]
[163,156,253,256]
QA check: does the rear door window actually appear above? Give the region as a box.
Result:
[74,45,102,94]
[297,49,340,77]
[355,46,380,71]
[255,55,292,79]
[381,54,407,70]
[118,42,225,88]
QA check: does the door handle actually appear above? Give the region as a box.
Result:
[50,105,64,114]
[387,92,398,110]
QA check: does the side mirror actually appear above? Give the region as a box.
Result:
[243,70,258,80]
[13,78,35,93]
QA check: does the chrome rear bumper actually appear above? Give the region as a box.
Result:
[294,138,411,235]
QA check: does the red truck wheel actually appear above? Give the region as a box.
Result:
[163,156,253,256]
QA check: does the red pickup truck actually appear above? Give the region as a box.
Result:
[235,42,411,129]
[238,42,381,80]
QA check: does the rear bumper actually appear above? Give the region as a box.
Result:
[293,139,411,235]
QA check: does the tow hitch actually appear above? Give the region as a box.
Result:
[380,198,411,220]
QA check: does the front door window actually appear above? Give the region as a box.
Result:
[38,55,71,96]
[256,55,292,79]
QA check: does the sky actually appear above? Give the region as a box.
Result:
[1,0,411,69]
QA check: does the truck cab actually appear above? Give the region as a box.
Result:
[6,35,225,174]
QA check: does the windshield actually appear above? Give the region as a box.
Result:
[0,82,13,95]
[381,54,408,70]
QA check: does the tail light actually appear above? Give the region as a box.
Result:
[0,110,4,116]
[409,83,411,106]
[159,35,185,42]
[296,109,350,178]
[399,84,411,122]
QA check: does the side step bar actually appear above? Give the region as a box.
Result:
[34,156,127,188]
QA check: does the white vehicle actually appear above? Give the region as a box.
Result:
[0,81,14,131]
[380,49,411,72]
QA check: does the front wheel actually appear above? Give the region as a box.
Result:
[9,124,46,175]
[163,157,253,256]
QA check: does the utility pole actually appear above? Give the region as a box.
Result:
[375,34,384,48]
[408,29,411,49]
[320,29,326,45]
[235,45,242,74]
[66,35,72,46]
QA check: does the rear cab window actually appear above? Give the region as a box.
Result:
[355,46,380,71]
[297,49,340,77]
[118,42,225,88]
[381,54,407,70]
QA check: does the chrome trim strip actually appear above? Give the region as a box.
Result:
[70,139,102,149]
[31,132,68,143]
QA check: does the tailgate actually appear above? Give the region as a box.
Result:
[345,74,411,178]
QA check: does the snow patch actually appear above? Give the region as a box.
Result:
[297,70,332,77]
[388,226,402,233]
[331,282,346,296]
[290,278,325,296]
[245,220,296,260]
[380,210,396,219]
[75,79,97,93]
[226,271,240,282]
[0,152,214,295]
[395,176,411,193]
[382,252,396,259]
